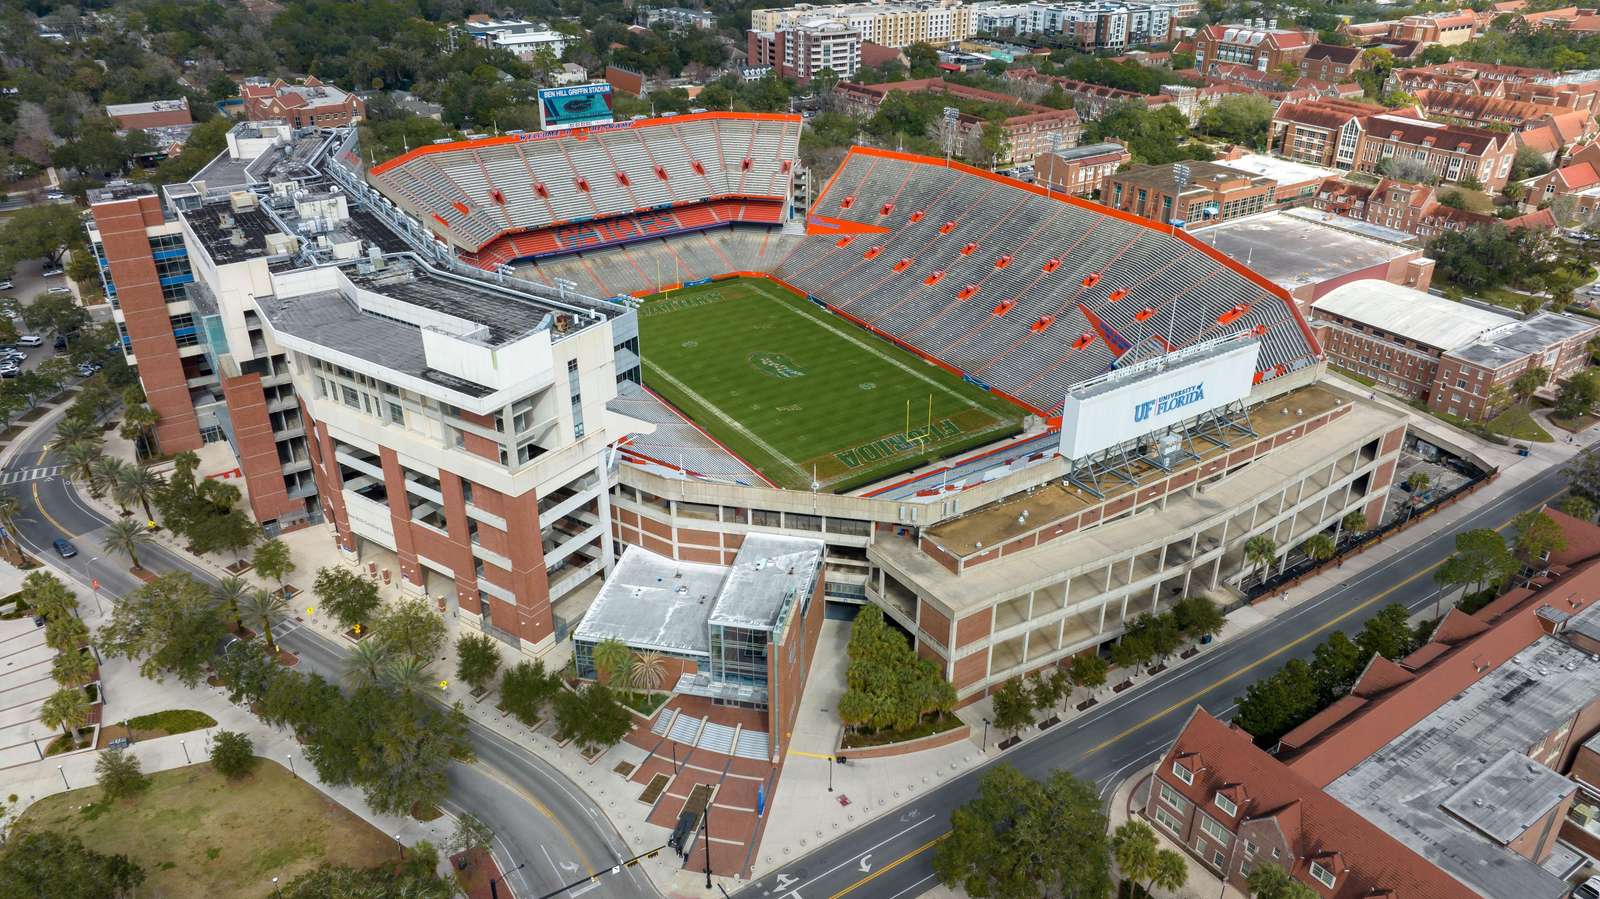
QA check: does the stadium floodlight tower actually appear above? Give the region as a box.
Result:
[943,106,960,162]
[1058,332,1262,498]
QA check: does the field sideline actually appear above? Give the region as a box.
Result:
[637,278,1024,492]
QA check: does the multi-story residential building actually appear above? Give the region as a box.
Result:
[1388,9,1477,45]
[1354,114,1518,190]
[638,6,718,29]
[239,77,365,128]
[1296,43,1362,83]
[972,1,1184,46]
[748,19,863,81]
[1269,98,1383,169]
[750,1,974,49]
[1034,140,1130,197]
[1314,175,1556,239]
[1004,67,1167,120]
[1411,89,1597,145]
[1311,280,1600,419]
[1390,61,1600,114]
[1192,23,1314,74]
[459,17,571,60]
[833,78,1081,163]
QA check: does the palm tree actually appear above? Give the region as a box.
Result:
[89,457,128,505]
[58,442,98,486]
[381,654,434,696]
[591,638,632,684]
[1302,532,1337,564]
[240,588,289,653]
[115,463,163,523]
[0,492,20,562]
[101,517,153,571]
[51,647,96,688]
[212,576,251,631]
[1340,510,1368,540]
[1243,535,1277,584]
[343,638,392,690]
[44,616,88,653]
[629,649,669,692]
[48,417,101,453]
[40,686,90,749]
[119,404,159,458]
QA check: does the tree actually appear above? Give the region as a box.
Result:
[1142,613,1182,665]
[114,463,163,523]
[210,730,258,779]
[1197,94,1273,146]
[44,615,89,654]
[277,861,454,898]
[933,765,1112,899]
[0,492,21,561]
[377,596,447,662]
[101,517,153,570]
[1244,534,1277,583]
[1557,370,1600,420]
[1302,532,1337,564]
[1068,652,1108,701]
[98,572,230,687]
[213,575,250,631]
[59,441,99,485]
[241,588,289,653]
[383,654,436,696]
[1434,528,1517,595]
[311,566,382,632]
[215,640,282,707]
[50,416,102,454]
[629,649,669,692]
[1112,819,1187,895]
[448,812,496,862]
[554,683,634,752]
[119,403,159,457]
[1513,366,1550,403]
[0,203,84,273]
[22,570,78,622]
[0,831,144,898]
[1512,509,1567,568]
[1340,510,1368,537]
[40,685,90,749]
[1568,449,1600,502]
[359,697,474,817]
[1109,628,1153,674]
[90,456,129,505]
[1233,658,1318,742]
[96,747,148,801]
[1356,603,1417,661]
[990,678,1035,740]
[454,632,502,695]
[1310,630,1365,704]
[252,538,295,598]
[1246,862,1318,899]
[1171,596,1225,650]
[52,646,96,688]
[501,659,561,726]
[590,638,632,684]
[1028,668,1064,720]
[343,638,392,691]
[1561,494,1596,521]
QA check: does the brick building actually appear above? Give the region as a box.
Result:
[1388,10,1477,45]
[105,98,191,131]
[1310,280,1600,419]
[1101,153,1330,225]
[1268,97,1387,169]
[1192,23,1314,74]
[240,76,366,128]
[1034,141,1130,198]
[832,78,1082,164]
[1297,43,1362,83]
[1353,114,1518,190]
[748,18,863,81]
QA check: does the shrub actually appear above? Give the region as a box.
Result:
[209,730,258,780]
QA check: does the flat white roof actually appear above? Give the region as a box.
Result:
[1220,152,1339,185]
[1312,280,1515,351]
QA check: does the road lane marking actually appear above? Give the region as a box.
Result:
[826,835,947,899]
[31,482,75,537]
[470,756,597,876]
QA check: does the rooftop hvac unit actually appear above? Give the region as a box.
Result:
[228,190,257,212]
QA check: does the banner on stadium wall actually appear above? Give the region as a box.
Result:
[963,374,991,392]
[684,278,712,287]
[538,83,615,132]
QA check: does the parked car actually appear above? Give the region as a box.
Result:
[0,279,12,290]
[1574,876,1600,899]
[51,538,76,558]
[44,191,64,201]
[75,363,96,377]
[45,286,70,295]
[17,335,41,346]
[53,335,66,350]
[0,366,18,379]
[41,267,63,278]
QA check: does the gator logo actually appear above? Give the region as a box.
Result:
[750,351,806,379]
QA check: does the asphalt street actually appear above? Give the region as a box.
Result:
[735,451,1584,899]
[0,410,658,899]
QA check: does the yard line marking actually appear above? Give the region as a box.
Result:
[646,363,810,483]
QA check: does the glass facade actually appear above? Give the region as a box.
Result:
[708,624,770,686]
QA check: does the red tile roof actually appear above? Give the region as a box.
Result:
[1543,505,1600,566]
[1556,161,1600,190]
[1351,654,1415,696]
[1159,710,1473,899]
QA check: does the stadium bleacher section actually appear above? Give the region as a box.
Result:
[366,112,802,267]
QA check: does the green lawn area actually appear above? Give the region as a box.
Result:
[1487,403,1553,442]
[1436,186,1495,214]
[638,278,1024,492]
[14,761,396,899]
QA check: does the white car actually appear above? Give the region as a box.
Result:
[45,286,70,295]
[17,335,42,346]
[41,267,63,278]
[0,279,11,290]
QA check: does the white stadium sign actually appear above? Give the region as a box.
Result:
[1057,339,1262,461]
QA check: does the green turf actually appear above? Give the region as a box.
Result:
[637,278,1025,492]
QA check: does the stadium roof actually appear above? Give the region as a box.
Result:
[1312,281,1514,352]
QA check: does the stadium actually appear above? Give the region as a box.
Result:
[363,110,1405,701]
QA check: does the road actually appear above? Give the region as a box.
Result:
[736,452,1581,899]
[1,409,660,899]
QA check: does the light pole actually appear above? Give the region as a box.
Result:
[395,833,404,860]
[272,876,280,897]
[981,718,990,752]
[287,752,296,778]
[703,805,713,890]
[827,755,834,792]
[57,764,67,789]
[490,861,526,899]
[179,739,190,764]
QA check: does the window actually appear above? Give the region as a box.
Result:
[341,385,359,408]
[1197,813,1231,847]
[1244,840,1257,858]
[1172,761,1194,784]
[1158,782,1190,812]
[1309,862,1336,888]
[1214,793,1237,817]
[388,402,404,425]
[567,359,585,439]
[1153,806,1182,834]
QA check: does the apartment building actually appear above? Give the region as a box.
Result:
[1034,140,1130,197]
[748,19,864,81]
[1297,43,1362,83]
[1355,114,1518,190]
[1004,67,1155,120]
[239,77,365,128]
[639,6,718,29]
[972,0,1185,46]
[1310,280,1600,420]
[833,77,1082,163]
[1390,61,1600,115]
[1192,23,1314,74]
[750,1,974,48]
[1269,98,1385,169]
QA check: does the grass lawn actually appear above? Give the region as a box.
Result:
[638,278,1024,492]
[1486,402,1553,442]
[1551,410,1600,432]
[1436,186,1495,214]
[14,761,395,899]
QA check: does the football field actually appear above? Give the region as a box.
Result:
[637,278,1024,492]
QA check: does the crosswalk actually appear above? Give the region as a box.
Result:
[0,465,63,485]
